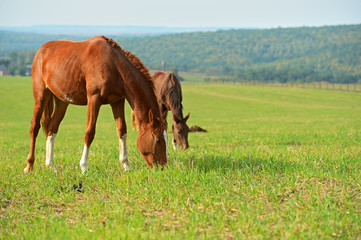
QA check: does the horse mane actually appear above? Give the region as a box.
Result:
[169,85,183,112]
[100,36,154,89]
[164,73,183,119]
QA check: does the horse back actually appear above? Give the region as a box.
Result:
[32,36,125,105]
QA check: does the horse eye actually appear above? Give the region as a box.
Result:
[156,138,161,144]
[178,130,182,134]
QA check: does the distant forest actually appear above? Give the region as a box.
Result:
[1,24,360,83]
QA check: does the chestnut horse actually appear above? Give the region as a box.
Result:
[24,36,167,173]
[132,71,190,149]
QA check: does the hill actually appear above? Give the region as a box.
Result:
[1,24,360,83]
[117,25,361,83]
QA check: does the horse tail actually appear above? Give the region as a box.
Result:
[131,110,138,131]
[41,94,54,135]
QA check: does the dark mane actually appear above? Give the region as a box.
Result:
[159,73,183,119]
[100,36,154,89]
[169,85,183,114]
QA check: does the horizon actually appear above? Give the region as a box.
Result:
[1,24,359,38]
[0,22,360,31]
[1,22,360,30]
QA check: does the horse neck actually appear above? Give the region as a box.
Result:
[124,70,159,126]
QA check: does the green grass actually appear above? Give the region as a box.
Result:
[1,76,360,239]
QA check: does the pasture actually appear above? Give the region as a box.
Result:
[0,76,360,239]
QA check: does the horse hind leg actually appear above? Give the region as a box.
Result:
[24,90,51,173]
[45,98,69,172]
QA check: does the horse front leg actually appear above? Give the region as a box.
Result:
[111,99,132,171]
[171,123,178,150]
[79,94,101,173]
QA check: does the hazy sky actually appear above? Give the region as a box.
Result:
[0,0,360,28]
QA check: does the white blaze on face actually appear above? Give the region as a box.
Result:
[45,133,57,172]
[79,144,89,173]
[163,130,168,153]
[119,134,132,171]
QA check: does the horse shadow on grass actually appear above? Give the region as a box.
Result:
[182,154,301,174]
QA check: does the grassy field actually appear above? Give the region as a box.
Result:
[0,76,360,239]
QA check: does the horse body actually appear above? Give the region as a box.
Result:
[25,36,167,173]
[34,38,120,106]
[151,71,190,149]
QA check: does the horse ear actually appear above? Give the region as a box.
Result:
[148,109,154,126]
[169,73,176,83]
[184,113,190,122]
[173,114,180,123]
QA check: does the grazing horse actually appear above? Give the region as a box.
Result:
[132,71,190,149]
[24,36,167,173]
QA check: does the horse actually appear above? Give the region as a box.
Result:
[24,36,167,174]
[131,71,190,149]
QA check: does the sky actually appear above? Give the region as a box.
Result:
[0,0,360,29]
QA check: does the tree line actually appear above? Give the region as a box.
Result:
[0,50,35,75]
[117,25,361,83]
[0,24,360,83]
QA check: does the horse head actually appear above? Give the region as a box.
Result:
[172,113,190,149]
[137,109,167,168]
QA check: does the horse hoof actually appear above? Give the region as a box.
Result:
[80,164,88,174]
[81,166,88,174]
[46,163,57,172]
[123,162,133,171]
[23,166,32,174]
